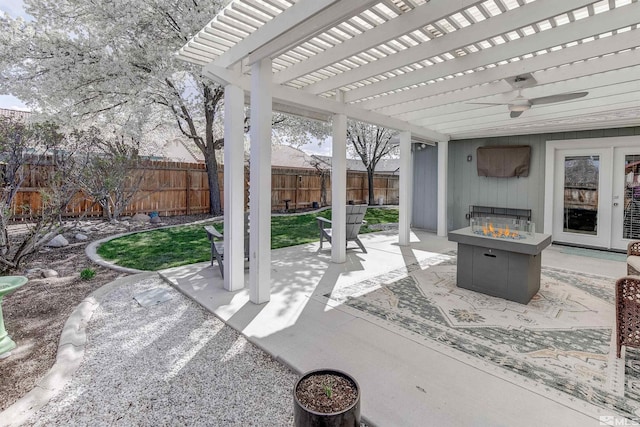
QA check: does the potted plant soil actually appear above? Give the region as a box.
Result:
[293,368,360,427]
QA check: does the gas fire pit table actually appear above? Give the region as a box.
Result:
[448,225,551,304]
[0,275,28,357]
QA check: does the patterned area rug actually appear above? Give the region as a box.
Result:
[324,253,640,421]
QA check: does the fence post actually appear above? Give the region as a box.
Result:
[185,168,191,215]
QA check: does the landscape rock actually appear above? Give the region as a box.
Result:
[75,233,89,241]
[45,234,69,248]
[131,213,151,222]
[41,269,59,278]
[150,216,162,224]
[25,268,41,276]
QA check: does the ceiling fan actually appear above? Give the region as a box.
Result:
[470,75,588,118]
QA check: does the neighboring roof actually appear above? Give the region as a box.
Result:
[271,144,320,168]
[0,108,31,121]
[160,139,205,163]
[178,0,640,141]
[313,155,399,173]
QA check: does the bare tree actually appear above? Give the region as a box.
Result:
[346,121,398,205]
[74,128,147,221]
[0,117,83,272]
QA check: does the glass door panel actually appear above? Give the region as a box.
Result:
[563,155,599,235]
[553,148,611,248]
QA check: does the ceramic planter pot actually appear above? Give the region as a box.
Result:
[293,368,360,427]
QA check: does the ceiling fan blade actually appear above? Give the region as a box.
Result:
[529,92,588,105]
[510,111,524,118]
[466,102,507,106]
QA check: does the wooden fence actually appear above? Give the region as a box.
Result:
[11,160,399,218]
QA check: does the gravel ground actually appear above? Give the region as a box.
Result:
[24,276,298,426]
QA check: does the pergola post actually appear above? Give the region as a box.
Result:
[223,84,246,291]
[331,92,347,263]
[437,140,448,237]
[249,58,272,304]
[399,131,412,246]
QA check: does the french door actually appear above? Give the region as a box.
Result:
[550,140,640,250]
[611,148,640,250]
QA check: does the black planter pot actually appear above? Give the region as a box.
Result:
[293,369,361,427]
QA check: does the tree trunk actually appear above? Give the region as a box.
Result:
[367,169,375,205]
[205,152,222,216]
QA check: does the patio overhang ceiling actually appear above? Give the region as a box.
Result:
[178,0,640,141]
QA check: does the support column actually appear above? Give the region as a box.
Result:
[437,140,449,237]
[399,131,412,246]
[331,92,347,263]
[249,58,272,304]
[223,84,246,291]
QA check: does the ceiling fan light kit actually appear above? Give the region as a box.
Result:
[509,104,531,112]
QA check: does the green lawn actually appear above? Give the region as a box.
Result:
[97,207,398,271]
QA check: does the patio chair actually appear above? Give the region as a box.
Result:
[204,213,250,278]
[628,241,640,276]
[615,276,640,358]
[316,205,367,253]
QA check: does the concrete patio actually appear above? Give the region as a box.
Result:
[160,228,628,427]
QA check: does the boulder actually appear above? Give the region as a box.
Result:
[41,269,59,278]
[131,213,151,223]
[150,216,162,224]
[46,234,69,248]
[75,233,89,241]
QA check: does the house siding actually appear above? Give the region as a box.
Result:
[412,145,438,231]
[412,127,640,232]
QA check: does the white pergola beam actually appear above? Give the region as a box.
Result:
[203,62,246,87]
[273,0,485,85]
[342,4,640,103]
[214,0,339,68]
[200,60,448,142]
[271,84,449,142]
[304,0,599,96]
[364,29,640,112]
[395,54,640,122]
[248,0,380,65]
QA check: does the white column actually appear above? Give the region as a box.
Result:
[223,84,245,291]
[399,131,412,246]
[437,140,449,237]
[331,92,347,263]
[249,58,272,304]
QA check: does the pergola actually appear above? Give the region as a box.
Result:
[177,0,640,304]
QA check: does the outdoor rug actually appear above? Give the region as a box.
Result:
[323,253,640,421]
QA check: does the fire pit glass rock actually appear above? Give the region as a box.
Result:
[470,217,535,240]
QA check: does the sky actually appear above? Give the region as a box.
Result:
[0,0,332,155]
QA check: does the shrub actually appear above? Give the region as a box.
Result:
[80,268,96,280]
